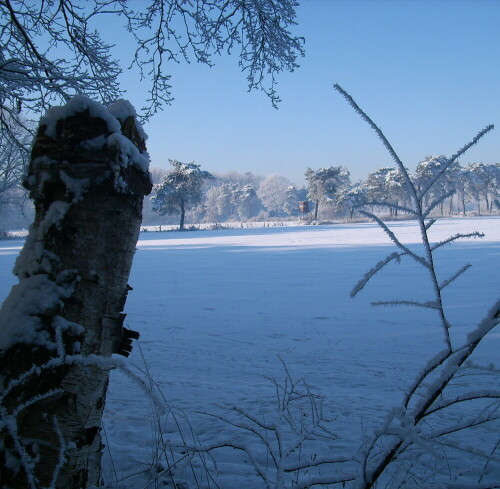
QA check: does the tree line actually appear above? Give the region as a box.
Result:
[146,157,499,229]
[1,148,498,233]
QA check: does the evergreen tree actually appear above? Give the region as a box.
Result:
[151,160,213,230]
[305,166,350,219]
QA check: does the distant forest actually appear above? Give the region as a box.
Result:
[143,158,499,227]
[1,155,498,232]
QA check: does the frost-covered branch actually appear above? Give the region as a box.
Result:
[351,252,402,297]
[439,263,472,291]
[371,300,439,310]
[333,84,418,209]
[417,124,494,202]
[186,362,353,488]
[430,232,485,252]
[360,199,418,217]
[357,209,429,268]
[1,0,304,151]
[422,189,456,218]
[335,84,498,488]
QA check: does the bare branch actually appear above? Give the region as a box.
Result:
[418,124,494,201]
[431,232,485,252]
[357,209,429,268]
[371,300,439,310]
[439,263,472,291]
[422,189,455,219]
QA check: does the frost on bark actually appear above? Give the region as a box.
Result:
[0,98,152,488]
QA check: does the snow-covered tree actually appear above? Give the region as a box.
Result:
[151,160,213,230]
[384,168,411,215]
[282,185,307,216]
[283,185,299,216]
[235,184,262,220]
[0,127,29,230]
[305,166,350,219]
[217,182,240,220]
[467,162,500,213]
[257,174,292,217]
[1,0,304,153]
[0,129,27,195]
[337,182,368,219]
[363,167,392,206]
[450,165,470,216]
[413,155,460,215]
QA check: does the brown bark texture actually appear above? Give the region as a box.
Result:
[0,99,152,488]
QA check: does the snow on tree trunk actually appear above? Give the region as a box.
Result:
[0,96,152,489]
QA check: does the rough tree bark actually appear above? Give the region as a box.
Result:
[0,97,152,488]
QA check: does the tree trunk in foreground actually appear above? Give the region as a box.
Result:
[0,97,152,488]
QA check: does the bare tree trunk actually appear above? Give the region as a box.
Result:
[180,198,186,230]
[314,200,319,220]
[0,98,152,488]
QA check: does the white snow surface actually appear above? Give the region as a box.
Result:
[0,217,499,487]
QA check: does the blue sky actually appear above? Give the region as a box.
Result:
[117,0,499,186]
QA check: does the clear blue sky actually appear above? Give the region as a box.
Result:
[116,0,500,187]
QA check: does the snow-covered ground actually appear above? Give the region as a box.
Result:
[1,217,499,488]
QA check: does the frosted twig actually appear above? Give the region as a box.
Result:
[423,190,455,219]
[418,124,494,201]
[335,83,498,489]
[430,232,484,252]
[358,210,429,268]
[284,455,352,471]
[351,251,401,297]
[371,300,439,310]
[49,415,66,489]
[115,363,166,416]
[439,263,472,291]
[360,200,417,216]
[333,84,412,192]
[290,474,356,489]
[429,427,500,460]
[424,390,500,416]
[232,405,275,431]
[424,218,437,231]
[4,414,38,489]
[12,388,63,417]
[478,438,500,485]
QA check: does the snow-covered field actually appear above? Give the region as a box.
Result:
[1,217,499,488]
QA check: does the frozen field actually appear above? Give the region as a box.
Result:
[1,217,499,488]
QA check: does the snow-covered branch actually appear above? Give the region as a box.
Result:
[335,84,498,489]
